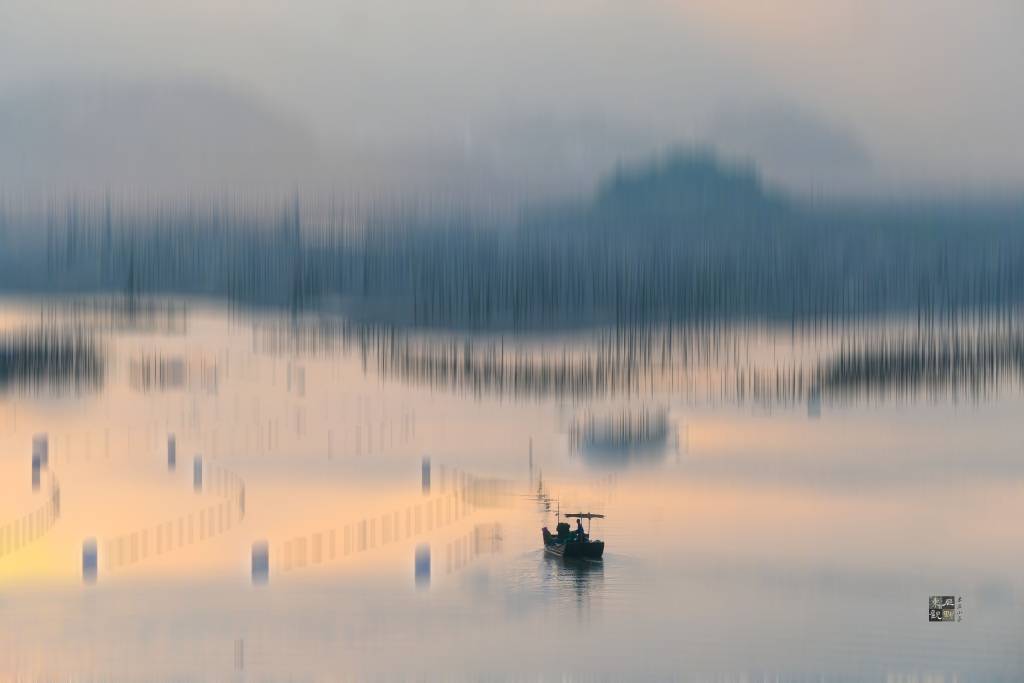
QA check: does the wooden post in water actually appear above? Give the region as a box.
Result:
[32,433,48,468]
[82,538,98,584]
[251,541,269,585]
[193,455,203,492]
[31,453,41,491]
[415,543,430,589]
[167,434,177,471]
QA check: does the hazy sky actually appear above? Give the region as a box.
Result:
[1,0,1021,200]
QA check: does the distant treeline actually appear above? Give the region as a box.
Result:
[2,149,1023,330]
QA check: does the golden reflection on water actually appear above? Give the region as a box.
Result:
[1,300,1024,679]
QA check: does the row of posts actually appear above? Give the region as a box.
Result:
[80,444,434,587]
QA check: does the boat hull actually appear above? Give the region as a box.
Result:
[543,538,604,560]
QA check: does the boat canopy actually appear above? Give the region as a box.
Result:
[564,512,605,519]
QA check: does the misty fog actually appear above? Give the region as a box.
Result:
[1,0,1022,202]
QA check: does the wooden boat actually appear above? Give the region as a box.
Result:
[542,512,605,560]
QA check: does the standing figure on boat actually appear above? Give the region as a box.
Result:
[575,518,586,542]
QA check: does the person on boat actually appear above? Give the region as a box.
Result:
[575,518,586,542]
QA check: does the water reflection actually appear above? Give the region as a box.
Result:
[129,353,219,394]
[255,314,1024,405]
[568,406,674,469]
[0,475,61,560]
[0,328,104,393]
[39,297,188,336]
[540,553,604,608]
[1,299,1024,679]
[271,466,507,577]
[444,523,503,579]
[102,461,245,578]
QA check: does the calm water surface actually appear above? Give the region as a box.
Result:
[1,299,1023,681]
